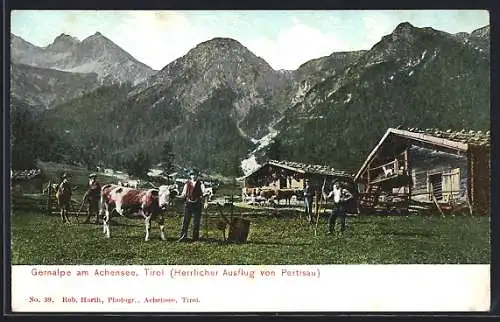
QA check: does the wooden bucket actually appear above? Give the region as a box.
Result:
[228,217,251,243]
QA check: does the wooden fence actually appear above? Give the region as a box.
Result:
[43,181,88,217]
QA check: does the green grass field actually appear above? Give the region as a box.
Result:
[11,204,490,265]
[11,161,490,265]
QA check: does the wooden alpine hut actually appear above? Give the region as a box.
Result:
[354,127,490,215]
[241,159,355,209]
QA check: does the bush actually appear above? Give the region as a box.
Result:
[124,150,152,179]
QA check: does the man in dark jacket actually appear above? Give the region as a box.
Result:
[177,169,208,242]
[83,173,101,224]
[56,173,73,223]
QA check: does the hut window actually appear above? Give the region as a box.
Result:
[442,168,460,202]
[426,168,460,202]
[427,172,443,201]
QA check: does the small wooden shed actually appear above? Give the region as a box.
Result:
[354,128,490,215]
[11,168,44,195]
[241,159,355,208]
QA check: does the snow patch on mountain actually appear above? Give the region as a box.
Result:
[240,127,279,175]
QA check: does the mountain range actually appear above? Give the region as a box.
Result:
[272,23,490,170]
[11,32,156,108]
[10,23,490,176]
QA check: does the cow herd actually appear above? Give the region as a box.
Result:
[242,188,303,206]
[53,178,306,241]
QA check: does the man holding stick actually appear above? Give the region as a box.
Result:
[322,179,353,235]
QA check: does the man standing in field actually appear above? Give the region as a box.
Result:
[303,179,315,224]
[83,173,101,224]
[56,173,73,223]
[177,169,208,242]
[322,180,353,235]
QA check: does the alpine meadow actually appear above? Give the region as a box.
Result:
[10,15,490,267]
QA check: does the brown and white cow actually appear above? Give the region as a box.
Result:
[99,184,172,241]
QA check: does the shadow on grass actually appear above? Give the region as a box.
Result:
[166,237,227,245]
[106,221,142,228]
[162,236,311,247]
[99,235,181,242]
[351,221,389,227]
[247,240,311,247]
[382,230,433,237]
[77,219,144,228]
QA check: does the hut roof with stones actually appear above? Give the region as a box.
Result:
[267,160,353,177]
[403,127,490,147]
[243,159,353,182]
[11,168,42,181]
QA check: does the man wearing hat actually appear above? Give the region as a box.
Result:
[58,172,72,193]
[322,180,353,235]
[56,173,73,223]
[177,169,208,242]
[83,173,101,224]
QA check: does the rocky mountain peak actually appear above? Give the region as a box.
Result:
[54,33,79,42]
[188,37,265,64]
[201,37,242,46]
[12,32,156,91]
[46,33,80,52]
[394,22,415,34]
[82,31,113,46]
[363,22,455,64]
[390,22,421,43]
[152,36,275,84]
[74,31,140,66]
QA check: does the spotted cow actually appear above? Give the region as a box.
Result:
[99,184,171,241]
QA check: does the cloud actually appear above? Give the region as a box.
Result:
[123,11,191,33]
[246,23,348,70]
[361,12,397,49]
[114,12,353,71]
[113,11,211,70]
[111,11,350,71]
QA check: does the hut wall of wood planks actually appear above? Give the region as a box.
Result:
[354,128,490,215]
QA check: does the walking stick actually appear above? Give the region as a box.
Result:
[314,177,327,236]
[314,196,324,236]
[203,196,209,239]
[75,192,88,225]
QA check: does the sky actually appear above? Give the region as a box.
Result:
[11,10,490,71]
